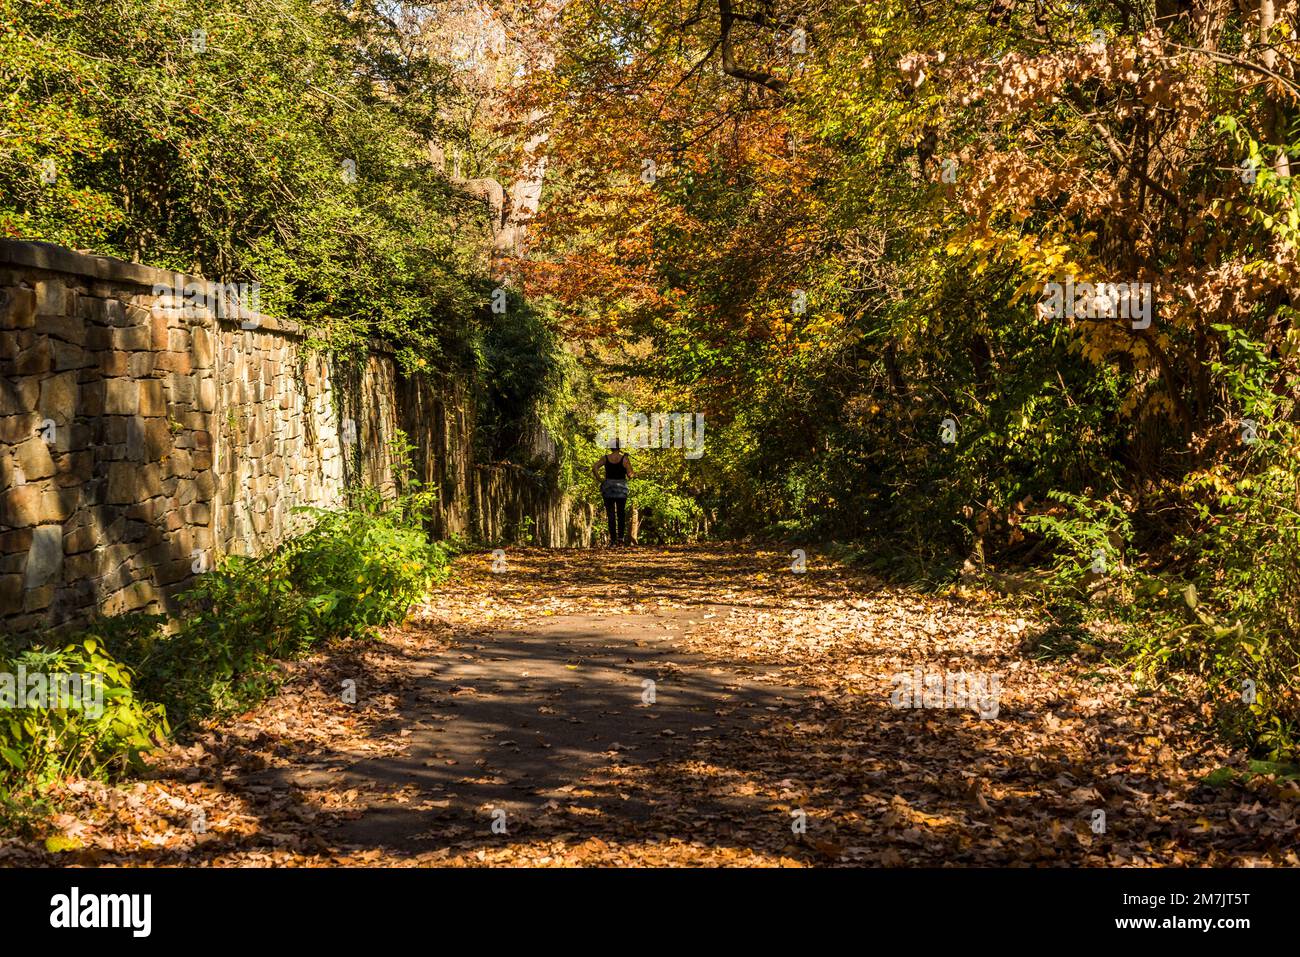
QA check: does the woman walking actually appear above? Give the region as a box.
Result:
[593,440,633,546]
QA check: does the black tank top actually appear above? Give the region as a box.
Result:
[603,454,628,479]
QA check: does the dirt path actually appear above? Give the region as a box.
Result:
[13,545,1298,866]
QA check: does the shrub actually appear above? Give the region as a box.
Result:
[1136,432,1300,760]
[1023,452,1300,760]
[1022,490,1135,594]
[126,549,308,728]
[285,497,452,637]
[0,638,167,797]
[2,475,458,800]
[136,488,454,730]
[627,478,705,544]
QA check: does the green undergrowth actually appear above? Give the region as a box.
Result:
[0,475,456,827]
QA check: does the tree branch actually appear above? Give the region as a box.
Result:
[718,0,788,95]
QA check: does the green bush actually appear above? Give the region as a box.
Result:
[626,478,705,544]
[1023,442,1300,760]
[125,549,307,728]
[285,497,452,638]
[136,489,454,729]
[1,477,457,811]
[1022,490,1135,593]
[1132,435,1300,760]
[0,638,167,796]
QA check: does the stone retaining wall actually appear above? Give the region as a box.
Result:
[0,240,591,636]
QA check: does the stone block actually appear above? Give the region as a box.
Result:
[70,543,127,584]
[38,371,78,423]
[80,379,105,416]
[23,585,54,613]
[166,448,191,477]
[0,612,42,631]
[14,437,55,481]
[151,311,169,350]
[191,327,214,368]
[41,313,87,346]
[63,549,103,581]
[97,350,129,376]
[104,580,158,616]
[113,325,150,351]
[80,297,125,330]
[85,325,112,350]
[197,378,217,412]
[107,462,161,504]
[67,421,93,453]
[0,376,39,416]
[0,483,45,526]
[139,379,165,416]
[0,528,33,553]
[56,450,95,484]
[0,286,37,330]
[102,416,129,445]
[52,339,90,371]
[121,580,159,612]
[15,340,51,375]
[35,280,69,317]
[24,524,63,587]
[167,375,196,406]
[0,574,23,615]
[0,453,23,489]
[124,303,152,327]
[128,352,155,377]
[96,563,130,595]
[63,524,101,554]
[103,378,138,415]
[143,418,173,460]
[155,351,191,374]
[0,413,37,447]
[194,470,215,502]
[124,499,159,522]
[154,559,194,586]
